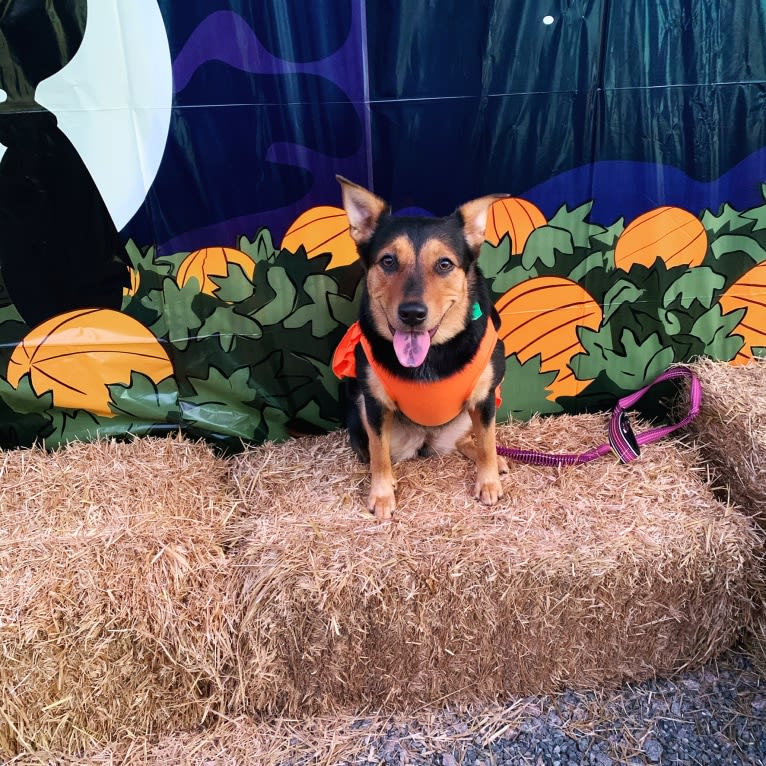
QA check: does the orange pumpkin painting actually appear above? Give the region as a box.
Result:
[6,309,174,416]
[496,276,603,400]
[719,259,766,365]
[485,197,546,253]
[177,247,256,296]
[281,205,358,268]
[615,206,707,270]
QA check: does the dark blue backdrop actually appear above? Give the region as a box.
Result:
[122,0,766,254]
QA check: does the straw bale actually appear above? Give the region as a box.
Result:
[5,702,544,766]
[685,357,766,526]
[0,436,239,756]
[684,357,766,672]
[225,416,762,715]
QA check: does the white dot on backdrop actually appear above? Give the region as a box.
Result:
[543,15,555,25]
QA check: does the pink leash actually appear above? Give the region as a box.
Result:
[497,367,702,466]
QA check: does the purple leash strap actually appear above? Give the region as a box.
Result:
[497,367,702,467]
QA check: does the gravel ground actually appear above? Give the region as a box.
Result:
[338,646,765,766]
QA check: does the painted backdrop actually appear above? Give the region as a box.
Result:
[0,0,765,449]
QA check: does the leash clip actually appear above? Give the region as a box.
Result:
[608,408,641,463]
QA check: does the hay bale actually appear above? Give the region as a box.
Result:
[4,704,542,766]
[0,407,761,759]
[685,357,766,525]
[225,416,761,715]
[685,357,766,672]
[0,436,237,756]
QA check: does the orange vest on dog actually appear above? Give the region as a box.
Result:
[332,320,501,427]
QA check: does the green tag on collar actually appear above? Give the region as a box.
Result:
[471,302,483,321]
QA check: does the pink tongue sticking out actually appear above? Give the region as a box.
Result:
[393,330,431,367]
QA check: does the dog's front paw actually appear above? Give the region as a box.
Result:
[368,481,396,519]
[475,474,504,505]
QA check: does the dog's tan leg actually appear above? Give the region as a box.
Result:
[364,408,397,519]
[466,408,504,505]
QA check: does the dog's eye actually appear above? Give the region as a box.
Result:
[436,258,454,273]
[379,254,397,271]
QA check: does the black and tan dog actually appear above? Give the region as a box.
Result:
[332,176,508,518]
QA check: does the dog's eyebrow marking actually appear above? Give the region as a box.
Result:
[419,236,459,265]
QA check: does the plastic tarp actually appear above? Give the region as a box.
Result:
[0,0,765,448]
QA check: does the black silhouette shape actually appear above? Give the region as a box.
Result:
[0,0,130,327]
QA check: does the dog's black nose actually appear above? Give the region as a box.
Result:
[398,301,428,326]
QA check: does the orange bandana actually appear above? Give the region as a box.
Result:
[332,319,502,427]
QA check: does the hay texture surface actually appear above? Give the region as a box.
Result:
[0,437,238,755]
[0,415,761,758]
[226,415,761,715]
[686,357,766,672]
[686,357,766,524]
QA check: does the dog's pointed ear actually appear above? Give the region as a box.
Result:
[337,175,388,245]
[458,194,509,253]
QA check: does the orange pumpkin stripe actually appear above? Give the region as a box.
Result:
[718,260,766,363]
[615,207,707,270]
[502,304,601,358]
[281,205,358,268]
[7,309,174,416]
[495,276,602,401]
[663,227,707,267]
[287,211,348,236]
[486,198,546,251]
[306,228,353,256]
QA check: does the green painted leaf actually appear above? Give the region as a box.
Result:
[297,355,340,402]
[108,372,181,422]
[568,252,610,283]
[603,279,645,323]
[328,277,364,327]
[210,262,256,303]
[710,234,766,263]
[491,264,538,296]
[591,217,624,250]
[284,274,341,336]
[253,266,297,326]
[612,329,675,389]
[663,267,726,309]
[182,366,263,439]
[570,326,613,382]
[702,203,757,236]
[199,306,263,352]
[0,372,53,414]
[46,409,107,446]
[521,226,573,270]
[547,202,607,249]
[572,327,674,391]
[0,316,27,347]
[658,308,683,336]
[743,202,766,232]
[690,304,746,361]
[238,228,279,263]
[292,399,338,432]
[497,354,563,421]
[263,406,290,441]
[125,240,165,273]
[479,237,512,282]
[146,277,204,349]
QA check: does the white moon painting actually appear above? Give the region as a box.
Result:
[34,0,173,231]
